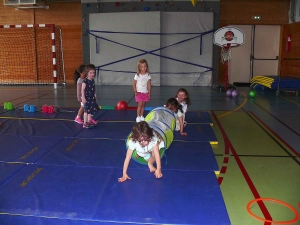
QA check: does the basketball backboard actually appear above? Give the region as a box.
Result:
[213,26,244,47]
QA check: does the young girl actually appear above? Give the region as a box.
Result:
[74,65,87,124]
[133,59,151,123]
[81,64,99,128]
[175,88,191,131]
[118,121,163,182]
[166,98,187,136]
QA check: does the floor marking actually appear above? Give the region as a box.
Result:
[280,96,300,106]
[212,110,273,224]
[217,92,247,118]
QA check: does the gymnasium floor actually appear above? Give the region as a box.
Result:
[0,84,299,225]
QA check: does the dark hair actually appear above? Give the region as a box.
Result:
[73,64,87,84]
[86,64,96,71]
[131,121,154,143]
[175,88,191,105]
[166,98,183,113]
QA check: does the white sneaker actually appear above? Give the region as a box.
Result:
[140,116,145,121]
[136,116,141,122]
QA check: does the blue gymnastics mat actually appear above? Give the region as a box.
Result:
[0,119,83,137]
[0,135,63,163]
[0,164,230,225]
[185,111,213,124]
[36,139,218,171]
[174,124,218,143]
[0,108,106,120]
[97,110,149,121]
[0,162,25,186]
[0,215,116,225]
[76,122,135,139]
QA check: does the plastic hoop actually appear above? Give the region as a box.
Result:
[246,198,299,224]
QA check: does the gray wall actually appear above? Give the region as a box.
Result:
[81,1,220,84]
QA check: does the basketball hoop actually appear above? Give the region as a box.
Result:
[213,26,244,90]
[221,43,232,64]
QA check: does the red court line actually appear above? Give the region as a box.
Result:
[249,111,300,158]
[212,110,272,225]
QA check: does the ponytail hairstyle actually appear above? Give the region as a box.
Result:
[73,64,87,84]
[166,98,183,113]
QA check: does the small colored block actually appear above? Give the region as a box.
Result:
[100,106,115,110]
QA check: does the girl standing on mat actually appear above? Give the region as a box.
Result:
[118,121,163,182]
[81,64,99,128]
[74,64,87,124]
[133,59,151,123]
[175,88,191,132]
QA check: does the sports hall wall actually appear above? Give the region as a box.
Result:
[218,0,295,84]
[0,3,82,83]
[1,0,299,84]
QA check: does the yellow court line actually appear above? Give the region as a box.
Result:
[217,92,247,118]
[280,96,300,106]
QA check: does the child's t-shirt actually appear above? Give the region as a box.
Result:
[128,132,163,157]
[176,97,188,113]
[134,74,151,93]
[76,78,84,99]
[174,109,183,119]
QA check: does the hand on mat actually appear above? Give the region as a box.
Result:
[180,132,187,136]
[154,169,163,179]
[118,174,131,182]
[134,154,140,159]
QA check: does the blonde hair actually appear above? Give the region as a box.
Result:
[137,59,149,75]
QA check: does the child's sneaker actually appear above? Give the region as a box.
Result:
[140,116,145,121]
[83,123,92,128]
[74,116,83,124]
[136,116,141,122]
[90,118,98,125]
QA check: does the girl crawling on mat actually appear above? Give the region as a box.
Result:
[118,121,163,182]
[118,98,186,182]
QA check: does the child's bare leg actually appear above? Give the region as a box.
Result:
[147,155,156,172]
[83,112,88,124]
[78,106,84,118]
[137,102,143,117]
[87,114,92,122]
[140,102,145,117]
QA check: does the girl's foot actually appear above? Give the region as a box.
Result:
[148,163,156,172]
[74,116,83,124]
[136,116,141,122]
[140,116,145,121]
[90,118,98,124]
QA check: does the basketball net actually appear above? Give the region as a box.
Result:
[221,43,232,64]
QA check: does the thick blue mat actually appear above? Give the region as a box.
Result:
[174,124,218,143]
[166,141,219,171]
[0,119,83,137]
[0,135,63,163]
[76,122,135,139]
[0,215,116,225]
[0,164,230,225]
[36,139,218,171]
[0,163,25,186]
[0,108,105,120]
[97,110,148,121]
[185,111,213,124]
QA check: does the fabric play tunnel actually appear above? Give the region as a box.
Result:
[126,107,176,165]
